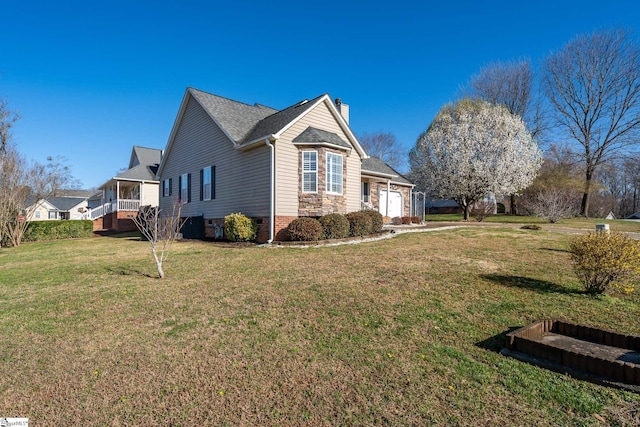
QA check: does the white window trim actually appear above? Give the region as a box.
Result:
[203,166,212,201]
[302,150,318,193]
[326,152,343,195]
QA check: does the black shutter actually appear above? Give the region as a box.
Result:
[199,169,204,201]
[212,166,216,200]
[187,173,192,203]
[169,178,173,196]
[178,176,182,201]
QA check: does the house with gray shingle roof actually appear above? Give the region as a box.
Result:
[28,193,100,221]
[157,87,413,242]
[92,146,162,231]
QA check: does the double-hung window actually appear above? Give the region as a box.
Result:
[200,166,215,201]
[162,178,172,197]
[326,152,343,194]
[302,151,317,193]
[179,173,191,203]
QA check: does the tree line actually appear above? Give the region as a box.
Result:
[0,100,77,247]
[407,28,640,220]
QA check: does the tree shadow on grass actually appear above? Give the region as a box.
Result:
[94,230,142,240]
[539,247,571,253]
[481,274,583,295]
[105,266,155,278]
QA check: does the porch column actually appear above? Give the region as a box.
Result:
[140,182,144,205]
[116,181,120,210]
[386,179,390,216]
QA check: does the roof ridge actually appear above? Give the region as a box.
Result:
[189,87,278,112]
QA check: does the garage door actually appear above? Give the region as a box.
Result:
[379,190,403,218]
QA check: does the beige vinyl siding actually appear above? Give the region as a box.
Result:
[345,151,361,212]
[159,96,271,218]
[275,99,362,216]
[141,182,159,207]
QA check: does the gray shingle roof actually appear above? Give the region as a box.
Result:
[115,164,158,181]
[189,88,278,142]
[111,146,162,182]
[47,197,86,211]
[292,127,351,149]
[131,146,162,169]
[242,95,326,143]
[361,157,412,185]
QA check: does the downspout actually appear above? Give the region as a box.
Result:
[265,138,275,243]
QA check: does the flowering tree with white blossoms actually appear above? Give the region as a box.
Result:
[409,98,542,220]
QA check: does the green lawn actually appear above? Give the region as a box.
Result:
[1,229,639,425]
[425,214,640,233]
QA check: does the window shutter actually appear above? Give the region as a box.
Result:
[187,173,192,203]
[212,166,216,200]
[169,178,172,196]
[178,176,182,201]
[200,169,204,201]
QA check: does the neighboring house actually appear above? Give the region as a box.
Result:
[627,212,640,220]
[27,190,99,221]
[425,199,463,215]
[157,87,414,242]
[92,146,161,232]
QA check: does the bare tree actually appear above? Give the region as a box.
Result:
[0,99,19,153]
[463,58,546,214]
[519,151,583,222]
[0,100,79,247]
[542,29,640,217]
[358,131,406,171]
[132,201,186,279]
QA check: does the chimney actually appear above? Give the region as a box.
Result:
[335,98,349,124]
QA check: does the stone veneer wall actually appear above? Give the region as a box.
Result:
[368,182,412,218]
[298,147,347,217]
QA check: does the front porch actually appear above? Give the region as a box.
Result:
[90,181,145,231]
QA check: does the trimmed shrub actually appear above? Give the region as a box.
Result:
[22,220,93,242]
[401,216,411,225]
[569,231,640,294]
[287,217,323,241]
[345,211,372,237]
[224,213,258,242]
[319,213,350,240]
[411,216,421,224]
[360,210,383,233]
[497,202,506,214]
[391,217,402,225]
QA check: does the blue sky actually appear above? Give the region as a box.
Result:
[2,0,639,188]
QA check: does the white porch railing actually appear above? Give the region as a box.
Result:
[118,199,140,211]
[84,199,140,220]
[88,203,113,220]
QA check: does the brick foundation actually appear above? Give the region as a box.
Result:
[201,216,296,243]
[96,211,139,232]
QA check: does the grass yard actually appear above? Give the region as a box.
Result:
[1,228,639,425]
[425,214,640,233]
